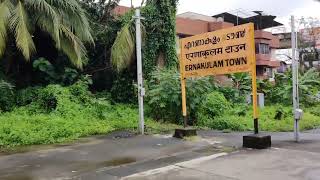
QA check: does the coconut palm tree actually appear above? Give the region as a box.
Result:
[0,0,93,69]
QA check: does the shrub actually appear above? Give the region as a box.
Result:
[217,86,246,104]
[145,69,181,122]
[230,103,249,116]
[16,86,41,107]
[308,104,320,117]
[0,80,15,111]
[197,91,230,118]
[196,113,248,131]
[110,70,136,103]
[145,68,215,123]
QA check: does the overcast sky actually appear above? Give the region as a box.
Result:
[119,0,320,30]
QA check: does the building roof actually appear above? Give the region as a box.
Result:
[112,5,131,16]
[212,10,283,30]
[177,12,217,22]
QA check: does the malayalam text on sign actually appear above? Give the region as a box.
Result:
[180,23,255,78]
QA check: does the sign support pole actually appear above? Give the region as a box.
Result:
[252,69,259,134]
[291,15,300,142]
[134,9,145,135]
[250,23,259,134]
[180,39,188,128]
[181,78,187,128]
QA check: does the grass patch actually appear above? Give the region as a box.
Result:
[197,105,320,132]
[0,104,180,149]
[0,82,181,149]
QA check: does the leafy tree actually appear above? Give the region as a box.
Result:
[143,0,179,75]
[229,73,251,95]
[296,17,320,71]
[80,0,122,91]
[111,0,179,76]
[265,68,320,105]
[0,0,93,68]
[111,22,136,72]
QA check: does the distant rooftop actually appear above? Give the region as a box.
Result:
[212,9,283,30]
[177,12,217,22]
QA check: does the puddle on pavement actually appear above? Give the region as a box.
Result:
[102,157,137,166]
[2,157,137,180]
[71,157,137,173]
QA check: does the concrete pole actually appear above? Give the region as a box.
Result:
[135,9,145,135]
[291,15,299,142]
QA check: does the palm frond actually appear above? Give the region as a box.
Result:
[25,0,60,48]
[0,0,13,57]
[9,0,35,60]
[0,79,14,93]
[111,23,135,72]
[48,0,94,43]
[59,24,86,69]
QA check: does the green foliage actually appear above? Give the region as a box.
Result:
[111,22,136,72]
[197,105,320,132]
[197,92,230,118]
[142,0,179,75]
[145,69,181,121]
[230,103,249,117]
[197,113,247,131]
[33,57,57,83]
[264,69,320,106]
[308,104,320,116]
[110,70,137,103]
[16,86,40,106]
[229,73,251,95]
[0,80,15,111]
[218,86,246,104]
[145,68,215,123]
[0,0,93,68]
[0,80,181,148]
[32,57,79,85]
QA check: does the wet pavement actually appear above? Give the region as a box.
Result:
[0,131,228,180]
[1,130,320,180]
[124,130,320,180]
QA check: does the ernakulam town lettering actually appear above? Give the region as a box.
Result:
[184,36,220,50]
[185,57,248,71]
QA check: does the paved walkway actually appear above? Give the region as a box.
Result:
[1,130,320,180]
[124,131,320,180]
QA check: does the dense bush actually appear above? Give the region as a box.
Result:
[0,80,15,112]
[16,87,40,107]
[0,80,180,148]
[308,104,320,117]
[145,68,215,123]
[263,69,320,106]
[197,113,248,131]
[217,87,246,104]
[197,105,320,132]
[110,71,137,103]
[197,91,230,118]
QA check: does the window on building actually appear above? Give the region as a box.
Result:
[255,43,270,54]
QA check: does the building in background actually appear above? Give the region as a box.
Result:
[274,27,320,70]
[177,10,283,80]
[113,7,283,79]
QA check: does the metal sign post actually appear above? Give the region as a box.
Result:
[134,9,145,135]
[291,15,300,142]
